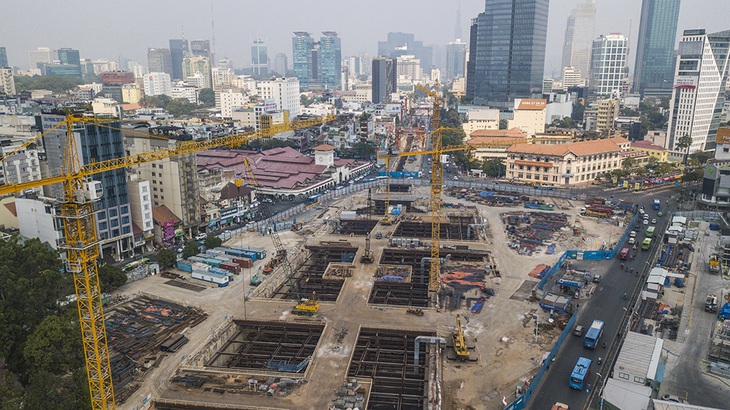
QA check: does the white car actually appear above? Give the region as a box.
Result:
[643,219,649,225]
[651,218,657,224]
[195,233,207,241]
[628,237,636,245]
[629,231,637,238]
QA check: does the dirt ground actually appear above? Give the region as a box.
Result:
[116,186,618,410]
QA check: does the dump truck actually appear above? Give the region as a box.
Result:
[709,254,720,274]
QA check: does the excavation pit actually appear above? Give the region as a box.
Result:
[347,328,436,410]
[205,320,324,374]
[270,242,359,301]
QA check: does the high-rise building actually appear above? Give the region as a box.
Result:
[256,77,301,117]
[273,53,288,76]
[372,57,396,104]
[143,72,172,97]
[147,48,173,76]
[293,32,316,89]
[396,55,421,82]
[0,47,7,67]
[319,32,341,90]
[100,70,135,86]
[562,66,584,90]
[377,33,432,75]
[466,0,550,107]
[633,0,681,97]
[561,0,596,82]
[666,29,730,155]
[28,47,54,70]
[57,48,80,66]
[251,38,269,76]
[589,34,629,97]
[190,40,211,58]
[445,40,467,80]
[211,67,235,90]
[40,114,133,258]
[182,55,212,88]
[169,39,188,80]
[0,67,16,95]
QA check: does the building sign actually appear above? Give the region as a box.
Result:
[716,127,730,144]
[673,77,697,89]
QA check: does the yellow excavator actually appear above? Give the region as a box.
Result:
[292,292,320,316]
[453,315,470,360]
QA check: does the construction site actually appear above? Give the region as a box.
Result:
[100,173,626,410]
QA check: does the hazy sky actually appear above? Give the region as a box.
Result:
[1,0,728,77]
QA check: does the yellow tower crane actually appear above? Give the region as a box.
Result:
[0,113,334,410]
[378,140,522,292]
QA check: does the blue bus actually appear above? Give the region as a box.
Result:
[306,194,322,205]
[653,199,661,210]
[584,320,605,349]
[569,357,592,390]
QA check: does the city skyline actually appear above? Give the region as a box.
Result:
[1,0,727,76]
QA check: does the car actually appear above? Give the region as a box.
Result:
[651,218,657,224]
[657,211,664,217]
[628,237,636,245]
[592,274,601,283]
[453,176,459,181]
[643,219,649,225]
[660,395,685,403]
[629,231,637,238]
[195,233,207,241]
[573,325,585,336]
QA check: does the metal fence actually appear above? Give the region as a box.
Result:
[505,313,578,410]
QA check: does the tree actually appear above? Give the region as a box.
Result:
[676,134,693,165]
[689,151,713,166]
[482,158,506,177]
[165,98,196,117]
[682,168,704,182]
[571,101,585,123]
[13,76,81,94]
[142,95,171,109]
[204,236,222,250]
[182,241,200,259]
[97,264,128,293]
[646,156,659,167]
[198,88,215,106]
[551,116,574,129]
[339,141,376,159]
[622,157,636,170]
[156,248,177,270]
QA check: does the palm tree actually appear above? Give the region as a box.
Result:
[676,134,693,165]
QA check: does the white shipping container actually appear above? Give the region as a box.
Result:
[192,270,229,285]
[341,211,357,220]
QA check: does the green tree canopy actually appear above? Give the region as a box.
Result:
[156,248,177,269]
[13,76,81,94]
[482,158,506,177]
[198,88,215,106]
[98,264,128,293]
[182,241,200,259]
[204,236,222,250]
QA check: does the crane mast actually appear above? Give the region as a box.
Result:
[0,113,335,409]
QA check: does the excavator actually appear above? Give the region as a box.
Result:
[292,291,320,316]
[453,314,470,360]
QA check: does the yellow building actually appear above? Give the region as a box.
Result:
[630,140,669,163]
[121,84,143,104]
[505,136,629,186]
[596,99,619,132]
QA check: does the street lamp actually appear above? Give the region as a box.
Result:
[596,372,606,409]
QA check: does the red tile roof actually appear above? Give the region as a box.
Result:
[506,138,623,157]
[313,144,336,151]
[631,140,667,151]
[152,205,181,225]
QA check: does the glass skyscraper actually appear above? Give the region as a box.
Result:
[319,32,341,90]
[633,0,681,97]
[561,0,596,82]
[292,32,315,89]
[169,39,188,80]
[251,38,269,76]
[466,0,549,107]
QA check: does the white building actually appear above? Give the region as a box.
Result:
[396,55,421,82]
[143,72,172,97]
[171,83,198,104]
[126,60,147,79]
[561,66,584,90]
[16,196,64,249]
[0,139,42,188]
[545,92,574,123]
[507,99,547,136]
[462,106,500,138]
[91,97,121,117]
[0,67,15,95]
[218,89,247,118]
[666,29,730,156]
[127,176,154,249]
[256,77,301,117]
[590,34,629,97]
[28,47,54,70]
[212,67,236,90]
